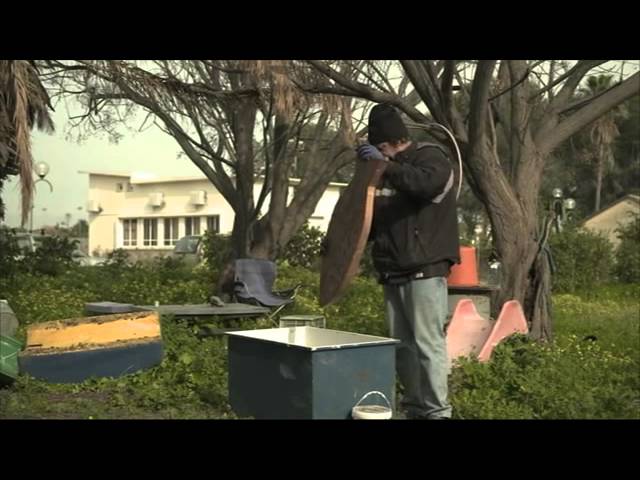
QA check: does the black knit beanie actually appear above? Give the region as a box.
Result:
[367,103,409,145]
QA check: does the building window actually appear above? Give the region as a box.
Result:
[206,215,220,234]
[123,219,138,247]
[143,218,158,246]
[164,218,179,246]
[185,216,201,236]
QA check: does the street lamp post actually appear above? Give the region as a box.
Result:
[30,161,53,233]
[473,223,484,276]
[551,187,576,233]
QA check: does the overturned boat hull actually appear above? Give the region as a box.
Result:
[18,310,163,384]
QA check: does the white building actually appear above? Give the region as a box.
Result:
[82,170,346,258]
[581,194,640,248]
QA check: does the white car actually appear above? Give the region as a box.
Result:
[72,249,107,266]
[172,235,204,266]
[14,233,37,254]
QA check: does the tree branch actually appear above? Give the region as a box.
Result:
[538,72,639,154]
[546,60,608,111]
[468,61,497,157]
[441,60,455,120]
[400,60,446,124]
[489,61,532,102]
[306,61,429,123]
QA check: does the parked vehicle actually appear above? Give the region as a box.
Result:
[172,235,204,266]
[72,249,107,266]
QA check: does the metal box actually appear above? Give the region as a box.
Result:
[227,326,399,419]
[447,285,497,321]
[278,314,326,329]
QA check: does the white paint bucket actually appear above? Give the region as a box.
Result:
[351,391,393,420]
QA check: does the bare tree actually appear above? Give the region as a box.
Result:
[296,60,639,340]
[40,60,378,259]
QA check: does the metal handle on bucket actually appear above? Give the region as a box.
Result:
[354,390,391,409]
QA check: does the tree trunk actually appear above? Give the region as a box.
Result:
[482,144,553,341]
[248,221,273,260]
[230,206,254,259]
[249,166,342,260]
[527,238,554,341]
[594,156,604,212]
[228,98,258,259]
[493,214,554,341]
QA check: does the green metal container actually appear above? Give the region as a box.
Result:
[0,335,22,385]
[228,327,399,419]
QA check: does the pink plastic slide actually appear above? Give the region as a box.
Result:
[447,299,529,364]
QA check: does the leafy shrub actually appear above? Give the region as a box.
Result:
[450,331,639,419]
[1,259,637,420]
[613,214,640,283]
[103,248,131,269]
[0,227,22,279]
[201,231,233,272]
[549,226,614,292]
[280,223,324,269]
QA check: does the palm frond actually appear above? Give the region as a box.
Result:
[0,60,55,225]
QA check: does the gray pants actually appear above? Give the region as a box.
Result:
[384,276,452,419]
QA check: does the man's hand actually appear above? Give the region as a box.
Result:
[356,144,385,162]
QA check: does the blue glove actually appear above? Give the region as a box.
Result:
[356,144,385,162]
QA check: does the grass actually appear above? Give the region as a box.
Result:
[0,269,638,419]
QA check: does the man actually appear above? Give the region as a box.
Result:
[357,103,460,420]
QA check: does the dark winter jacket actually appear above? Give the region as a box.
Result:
[370,141,460,282]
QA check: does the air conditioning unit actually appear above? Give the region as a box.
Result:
[87,200,102,213]
[190,190,207,206]
[149,192,164,208]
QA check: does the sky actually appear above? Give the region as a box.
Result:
[1,60,637,230]
[2,107,201,229]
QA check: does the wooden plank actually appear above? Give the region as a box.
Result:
[138,303,270,317]
[319,158,387,306]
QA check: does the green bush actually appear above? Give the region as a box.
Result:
[359,243,377,279]
[147,255,194,283]
[1,258,637,420]
[450,331,639,419]
[0,227,22,279]
[614,214,640,283]
[280,223,324,269]
[201,231,233,272]
[275,263,386,336]
[1,266,208,331]
[104,248,131,269]
[22,236,78,276]
[549,226,614,292]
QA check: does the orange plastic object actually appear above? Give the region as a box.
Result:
[447,246,479,287]
[477,300,529,362]
[446,299,493,363]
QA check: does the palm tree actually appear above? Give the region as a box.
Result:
[580,75,628,213]
[0,60,54,225]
